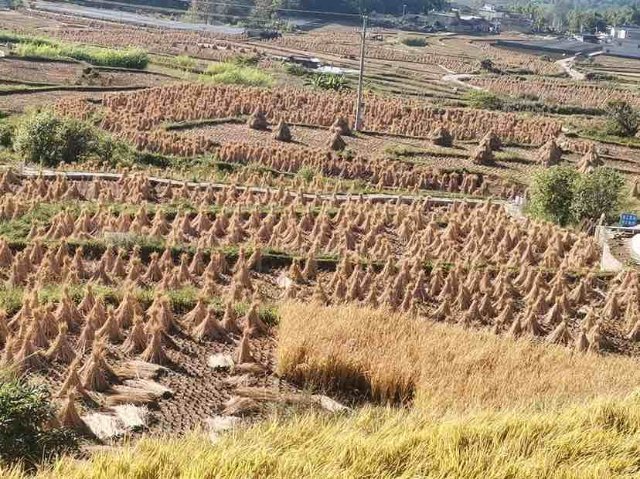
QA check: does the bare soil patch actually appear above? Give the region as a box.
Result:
[0,90,107,113]
[0,57,177,88]
[0,57,84,85]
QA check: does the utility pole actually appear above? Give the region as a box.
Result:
[354,14,367,132]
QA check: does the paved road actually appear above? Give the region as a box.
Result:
[33,0,245,36]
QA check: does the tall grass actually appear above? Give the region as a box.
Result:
[0,31,52,46]
[0,30,148,69]
[154,54,197,72]
[5,393,640,478]
[15,43,148,69]
[278,303,640,412]
[203,63,273,87]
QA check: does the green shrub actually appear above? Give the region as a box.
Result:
[528,166,625,225]
[571,167,625,223]
[528,166,578,226]
[14,111,100,167]
[14,43,59,59]
[604,100,639,137]
[297,166,319,182]
[284,62,308,77]
[58,119,98,162]
[204,63,273,87]
[227,54,260,67]
[401,36,428,47]
[464,90,504,110]
[154,54,197,72]
[0,31,52,46]
[0,121,14,148]
[308,73,348,91]
[0,375,77,467]
[172,55,197,71]
[16,43,148,69]
[1,30,148,69]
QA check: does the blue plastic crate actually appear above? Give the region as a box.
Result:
[620,213,638,227]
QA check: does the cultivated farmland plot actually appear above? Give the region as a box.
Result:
[1,5,640,477]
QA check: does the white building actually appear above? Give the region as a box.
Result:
[604,26,640,58]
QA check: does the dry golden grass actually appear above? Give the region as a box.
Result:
[277,303,640,412]
[6,394,640,478]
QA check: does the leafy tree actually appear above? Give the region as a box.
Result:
[528,166,578,226]
[0,376,77,467]
[14,111,100,167]
[571,167,625,223]
[253,0,282,19]
[529,166,625,226]
[605,100,639,137]
[13,111,59,165]
[190,0,254,22]
[283,0,445,14]
[567,9,583,32]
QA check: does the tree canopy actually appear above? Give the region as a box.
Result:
[190,0,446,19]
[509,0,640,33]
[528,166,625,226]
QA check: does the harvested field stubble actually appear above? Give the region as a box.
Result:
[262,31,561,75]
[469,75,640,109]
[278,303,640,412]
[56,84,563,146]
[4,10,640,474]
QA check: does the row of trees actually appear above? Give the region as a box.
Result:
[565,5,640,32]
[509,0,640,33]
[189,0,446,21]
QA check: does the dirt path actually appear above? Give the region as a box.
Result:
[556,56,585,81]
[440,67,483,91]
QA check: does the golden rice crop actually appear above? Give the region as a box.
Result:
[278,302,640,412]
[5,391,640,478]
